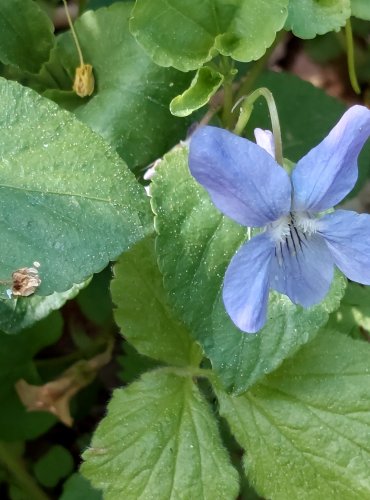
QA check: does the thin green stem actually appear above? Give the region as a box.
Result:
[345,18,361,95]
[233,87,283,166]
[62,0,84,66]
[0,443,49,500]
[222,79,234,129]
[219,56,236,129]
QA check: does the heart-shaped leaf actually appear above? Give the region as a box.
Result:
[0,78,151,296]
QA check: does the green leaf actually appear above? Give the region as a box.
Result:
[61,473,102,500]
[304,33,343,64]
[245,71,370,197]
[81,371,239,499]
[0,77,150,296]
[170,67,224,117]
[327,282,370,337]
[0,312,62,440]
[215,0,288,62]
[33,445,74,488]
[130,0,288,71]
[352,0,370,19]
[151,147,346,394]
[0,0,54,73]
[217,330,370,499]
[34,3,192,171]
[0,282,87,335]
[118,343,160,384]
[285,0,351,38]
[111,236,202,367]
[76,268,114,327]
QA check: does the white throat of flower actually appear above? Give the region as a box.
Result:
[267,212,319,265]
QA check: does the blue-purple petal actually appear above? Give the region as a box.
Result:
[189,126,292,227]
[223,233,275,333]
[318,210,370,284]
[269,233,334,307]
[292,105,370,212]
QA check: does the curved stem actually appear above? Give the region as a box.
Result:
[345,18,361,95]
[0,443,49,500]
[233,87,283,166]
[62,0,84,66]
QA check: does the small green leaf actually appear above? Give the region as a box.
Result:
[217,330,370,499]
[151,148,346,394]
[111,237,202,367]
[34,3,193,171]
[170,67,224,117]
[81,371,239,499]
[286,0,351,38]
[0,77,151,296]
[76,269,113,327]
[0,282,87,335]
[215,0,288,62]
[327,282,370,336]
[34,445,74,488]
[0,0,54,73]
[118,343,160,384]
[61,473,102,500]
[130,0,288,71]
[352,0,370,20]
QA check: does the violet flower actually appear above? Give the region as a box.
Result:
[189,105,370,333]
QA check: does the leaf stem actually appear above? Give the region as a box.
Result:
[222,80,234,129]
[233,87,283,166]
[0,442,49,500]
[220,56,235,129]
[345,18,361,95]
[62,0,84,66]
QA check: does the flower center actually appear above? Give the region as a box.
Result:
[267,212,318,265]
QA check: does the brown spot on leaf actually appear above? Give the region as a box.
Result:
[11,262,41,297]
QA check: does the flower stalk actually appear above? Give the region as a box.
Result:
[233,87,283,166]
[345,18,361,95]
[62,0,95,97]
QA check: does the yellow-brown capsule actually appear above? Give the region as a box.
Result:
[73,63,95,97]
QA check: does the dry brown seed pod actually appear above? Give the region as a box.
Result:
[73,64,95,97]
